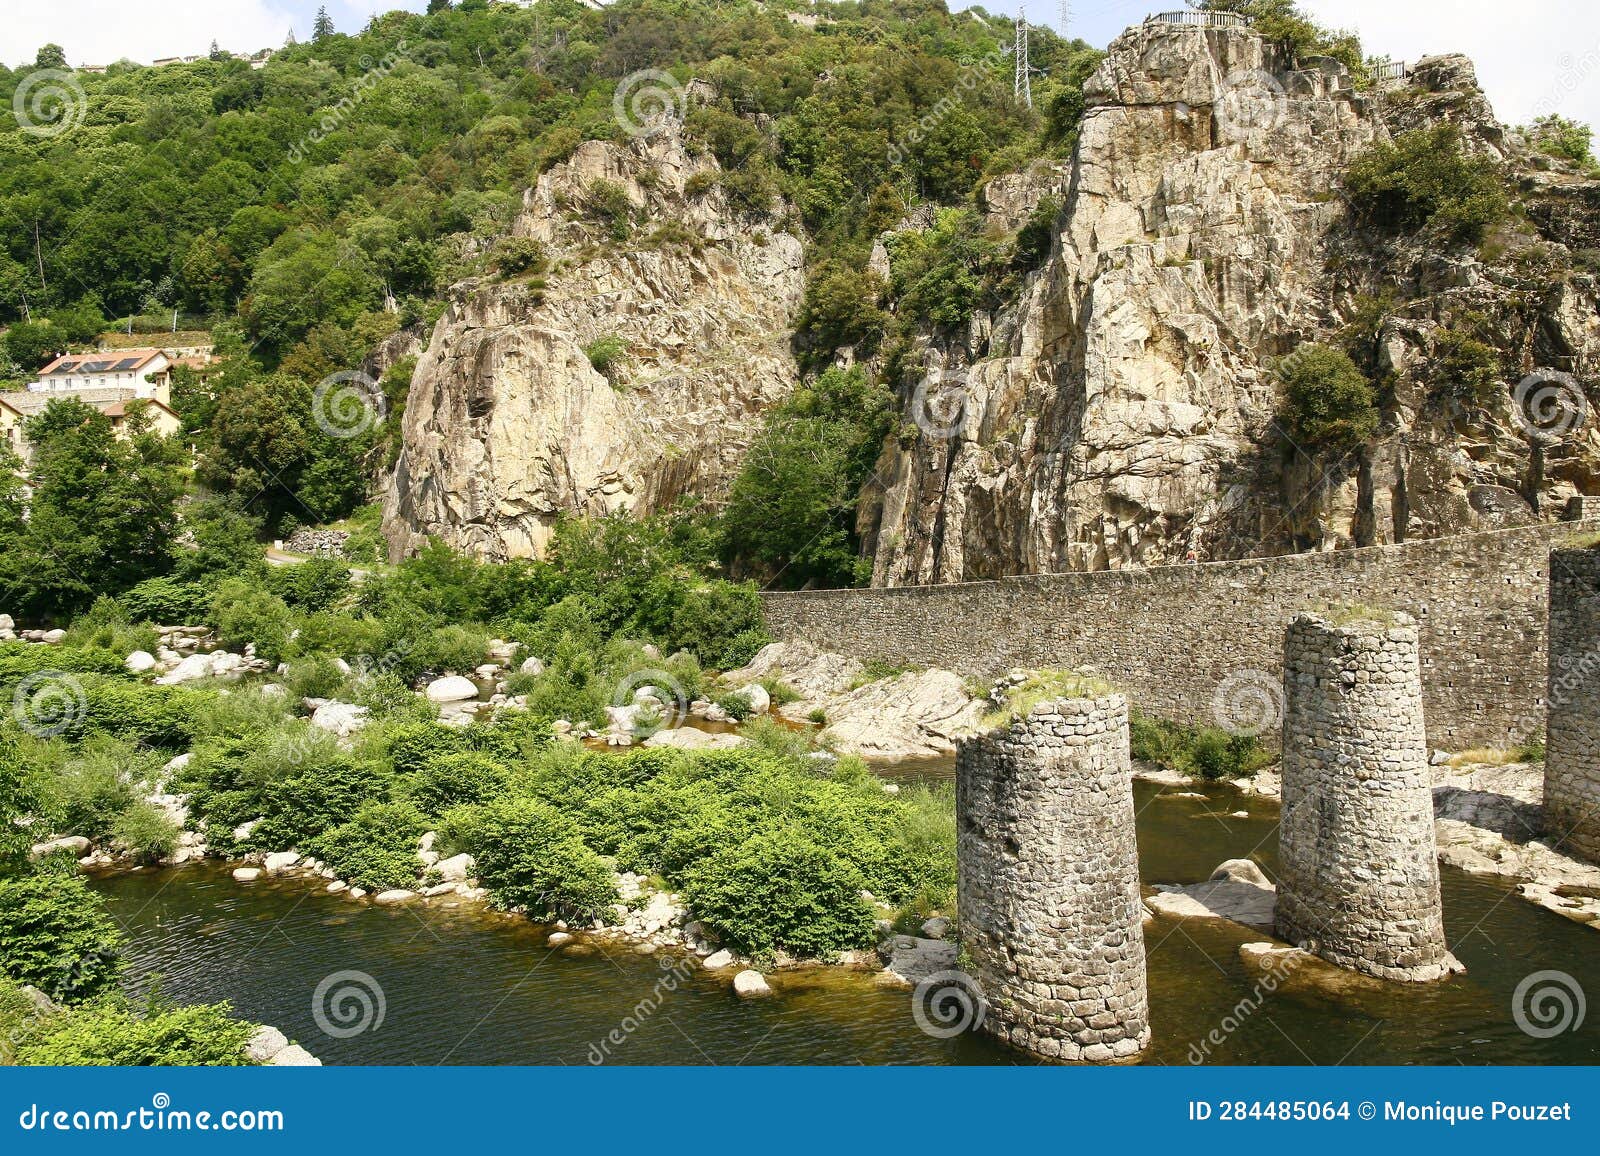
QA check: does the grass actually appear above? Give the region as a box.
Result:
[1320,603,1402,628]
[848,660,920,690]
[1561,531,1600,550]
[981,670,1114,729]
[1447,742,1545,767]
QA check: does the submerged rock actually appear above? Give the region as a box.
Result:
[877,935,958,988]
[1146,859,1277,932]
[733,970,774,998]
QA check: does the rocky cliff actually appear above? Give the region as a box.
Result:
[859,20,1600,584]
[382,109,805,560]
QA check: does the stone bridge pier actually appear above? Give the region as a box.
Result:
[1276,611,1457,982]
[1545,547,1600,862]
[956,689,1150,1062]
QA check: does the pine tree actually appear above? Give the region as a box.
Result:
[312,6,335,43]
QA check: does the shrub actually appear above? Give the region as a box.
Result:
[15,996,255,1066]
[795,262,887,363]
[412,624,489,675]
[266,556,352,611]
[285,653,351,700]
[447,797,617,921]
[83,680,203,748]
[210,579,293,664]
[682,829,878,957]
[1177,729,1273,781]
[1430,327,1502,409]
[583,336,629,382]
[109,801,182,865]
[307,802,428,892]
[714,692,755,722]
[1276,344,1380,453]
[585,179,634,241]
[1013,196,1060,268]
[404,752,510,818]
[1345,124,1508,242]
[0,874,125,1003]
[253,761,392,851]
[1525,114,1595,167]
[121,577,211,625]
[495,236,547,276]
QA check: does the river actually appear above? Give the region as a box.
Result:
[91,779,1600,1065]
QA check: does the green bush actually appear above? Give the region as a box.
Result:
[0,874,125,1003]
[1429,327,1502,409]
[15,995,255,1066]
[307,802,428,892]
[682,829,878,957]
[495,236,548,276]
[1345,124,1508,242]
[1276,344,1380,453]
[266,556,353,611]
[446,797,617,921]
[109,802,182,865]
[1178,729,1273,781]
[120,577,212,626]
[285,653,351,700]
[582,336,629,382]
[253,761,392,851]
[412,624,490,676]
[1525,114,1595,167]
[404,751,510,818]
[210,579,294,665]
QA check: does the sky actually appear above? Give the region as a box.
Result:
[2,0,1597,129]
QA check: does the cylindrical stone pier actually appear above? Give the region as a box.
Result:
[1276,611,1456,982]
[956,689,1150,1062]
[1546,547,1600,862]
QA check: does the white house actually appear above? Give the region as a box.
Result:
[31,348,174,405]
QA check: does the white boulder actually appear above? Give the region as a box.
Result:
[263,851,301,873]
[156,653,215,685]
[434,853,474,882]
[31,835,91,858]
[124,650,157,673]
[425,675,479,703]
[311,701,370,737]
[737,683,771,715]
[520,656,546,677]
[232,867,263,882]
[702,949,735,970]
[733,970,774,998]
[373,889,417,905]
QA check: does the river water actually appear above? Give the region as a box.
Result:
[92,779,1600,1065]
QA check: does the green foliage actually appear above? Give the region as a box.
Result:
[15,994,255,1066]
[211,579,294,665]
[1429,325,1502,409]
[1275,344,1380,454]
[1524,114,1595,168]
[0,874,125,1004]
[1131,710,1274,781]
[682,830,877,957]
[266,557,353,611]
[1014,196,1061,268]
[1345,124,1508,242]
[403,751,510,818]
[494,236,548,276]
[307,801,428,892]
[0,399,183,620]
[253,760,392,852]
[723,366,894,589]
[109,802,182,865]
[446,796,617,921]
[1201,1,1363,73]
[582,336,629,382]
[795,263,887,366]
[885,209,998,335]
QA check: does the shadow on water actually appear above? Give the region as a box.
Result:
[93,779,1600,1065]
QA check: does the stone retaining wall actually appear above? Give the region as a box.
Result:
[1275,613,1454,982]
[1545,548,1600,862]
[956,693,1150,1062]
[763,522,1600,750]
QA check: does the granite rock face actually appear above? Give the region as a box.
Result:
[859,23,1600,585]
[383,109,805,560]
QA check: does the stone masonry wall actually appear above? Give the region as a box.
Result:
[764,521,1600,750]
[956,693,1150,1062]
[1545,548,1600,862]
[1276,613,1455,982]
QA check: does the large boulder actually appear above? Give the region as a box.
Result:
[425,675,479,703]
[816,669,983,762]
[733,970,774,998]
[155,653,214,685]
[434,853,475,883]
[124,650,157,673]
[311,701,370,737]
[643,727,748,751]
[723,641,863,702]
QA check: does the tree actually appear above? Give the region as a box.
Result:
[33,44,68,71]
[1525,114,1596,168]
[1276,344,1380,454]
[723,367,894,588]
[312,6,335,42]
[0,400,183,618]
[1345,124,1508,242]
